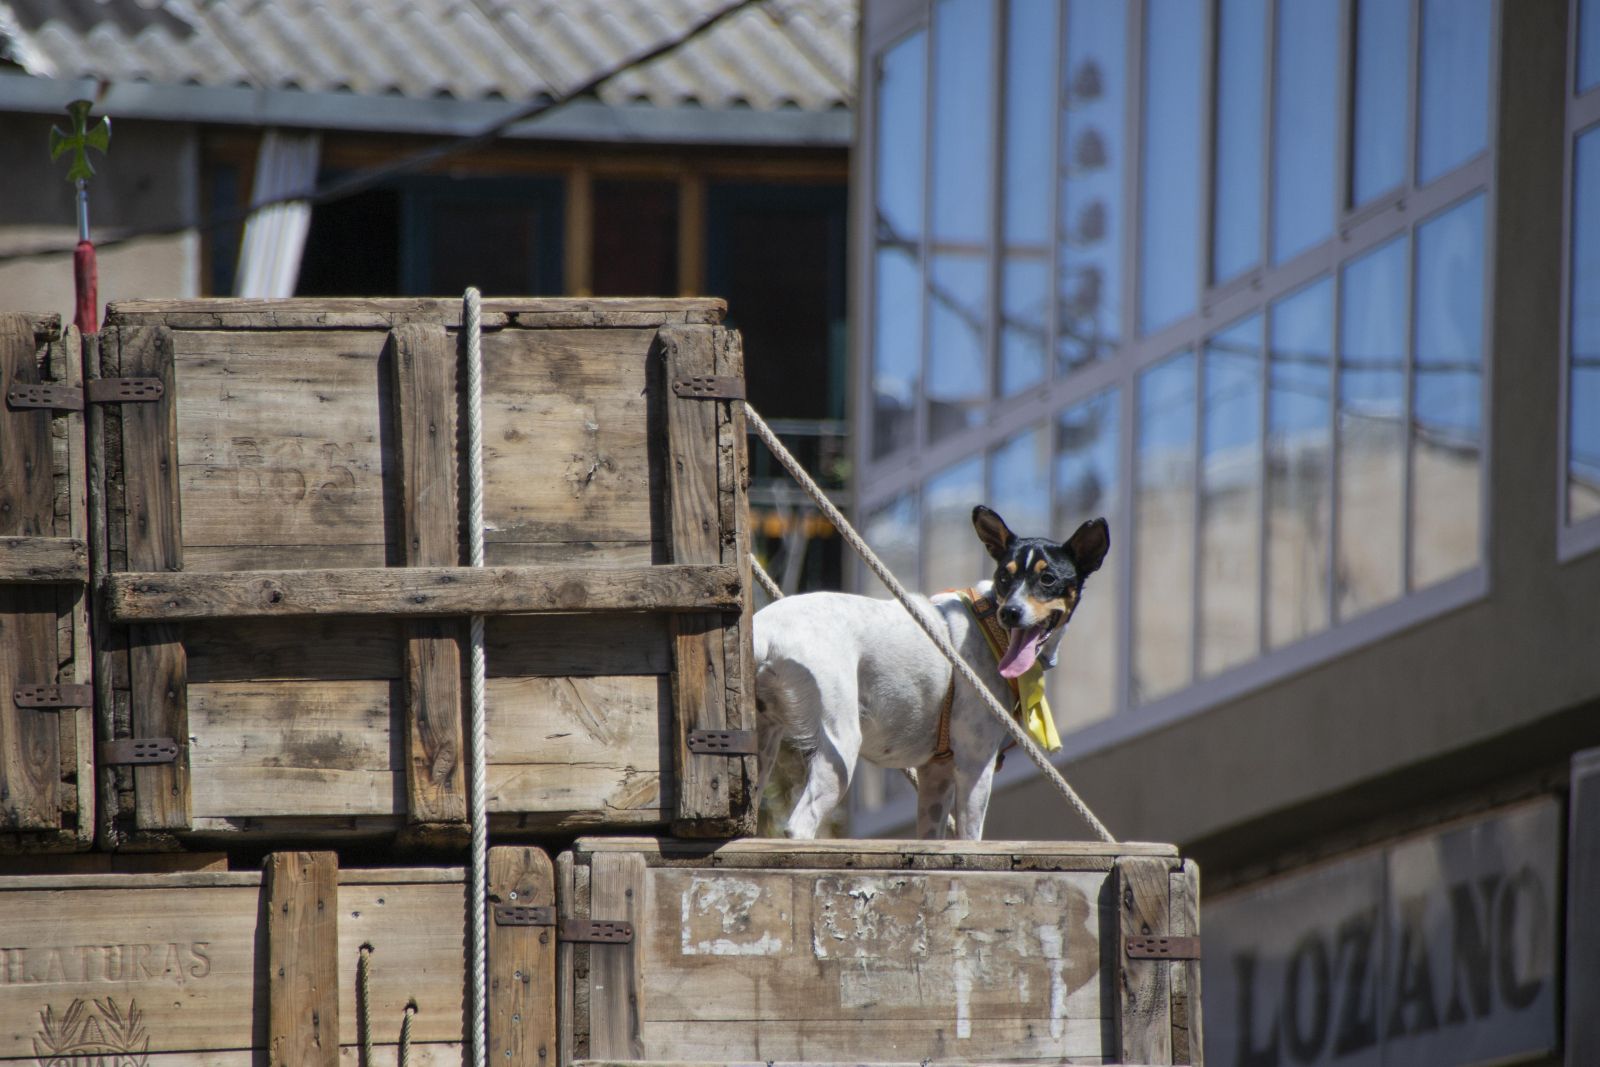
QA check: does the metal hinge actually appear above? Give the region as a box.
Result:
[493,905,633,943]
[671,375,745,400]
[13,683,93,708]
[5,378,163,411]
[1126,936,1200,960]
[98,738,180,766]
[687,728,757,755]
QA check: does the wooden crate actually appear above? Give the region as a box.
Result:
[556,838,1203,1067]
[0,313,92,852]
[0,850,491,1065]
[92,298,754,848]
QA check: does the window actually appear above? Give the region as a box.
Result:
[1565,0,1600,552]
[855,0,1494,794]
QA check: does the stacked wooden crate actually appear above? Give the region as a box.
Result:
[0,298,1201,1066]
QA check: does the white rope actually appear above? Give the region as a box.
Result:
[463,288,489,1067]
[744,403,1116,843]
[751,554,784,600]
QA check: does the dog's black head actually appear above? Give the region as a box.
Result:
[971,505,1109,679]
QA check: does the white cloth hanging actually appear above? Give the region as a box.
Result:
[234,130,321,298]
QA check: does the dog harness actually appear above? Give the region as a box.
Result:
[930,589,1062,764]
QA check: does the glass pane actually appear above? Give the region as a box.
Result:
[1271,0,1339,263]
[1337,236,1408,617]
[1054,390,1121,730]
[1572,128,1600,523]
[1266,278,1333,648]
[871,31,927,460]
[1059,0,1127,371]
[1134,351,1196,703]
[924,456,985,590]
[927,0,994,437]
[1583,0,1600,94]
[1351,0,1411,204]
[1001,0,1057,396]
[592,180,676,295]
[862,491,919,599]
[927,254,989,436]
[1199,316,1263,676]
[1412,194,1485,584]
[1212,0,1266,282]
[1417,0,1491,185]
[988,426,1051,539]
[1139,0,1204,333]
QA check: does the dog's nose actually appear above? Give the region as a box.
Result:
[999,604,1023,627]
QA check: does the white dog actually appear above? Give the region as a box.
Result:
[753,505,1109,839]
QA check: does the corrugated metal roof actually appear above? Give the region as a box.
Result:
[0,0,856,112]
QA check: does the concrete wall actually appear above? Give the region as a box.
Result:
[0,116,199,322]
[980,2,1596,870]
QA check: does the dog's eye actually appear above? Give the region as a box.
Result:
[1039,572,1060,589]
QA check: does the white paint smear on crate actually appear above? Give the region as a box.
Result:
[680,875,788,956]
[811,875,929,959]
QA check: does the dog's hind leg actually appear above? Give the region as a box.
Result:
[914,759,957,839]
[753,709,786,804]
[782,674,861,839]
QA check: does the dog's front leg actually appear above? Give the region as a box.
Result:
[952,753,999,841]
[914,759,957,839]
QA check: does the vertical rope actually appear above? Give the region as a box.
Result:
[400,1002,417,1067]
[463,288,489,1067]
[357,944,373,1067]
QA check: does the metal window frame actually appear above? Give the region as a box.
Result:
[850,0,1496,826]
[1559,0,1600,561]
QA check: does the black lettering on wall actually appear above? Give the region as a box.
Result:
[1284,933,1331,1063]
[1497,866,1547,1011]
[1444,875,1499,1024]
[1332,906,1380,1056]
[1234,952,1282,1067]
[1386,895,1440,1038]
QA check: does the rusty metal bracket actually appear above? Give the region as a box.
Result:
[492,905,633,943]
[559,919,634,944]
[687,728,757,755]
[672,375,745,400]
[98,738,180,766]
[6,378,161,411]
[493,904,554,927]
[13,683,93,708]
[86,378,164,403]
[1126,936,1200,960]
[7,382,83,411]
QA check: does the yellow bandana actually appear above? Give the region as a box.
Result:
[954,589,1062,753]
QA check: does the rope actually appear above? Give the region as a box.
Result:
[743,403,1116,843]
[751,554,784,600]
[464,288,489,1067]
[357,944,373,1067]
[400,1001,417,1067]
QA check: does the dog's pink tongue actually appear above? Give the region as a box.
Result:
[998,626,1041,679]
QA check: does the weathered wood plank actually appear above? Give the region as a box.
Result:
[59,324,94,849]
[266,851,340,1067]
[487,613,671,677]
[117,323,191,831]
[106,297,722,328]
[488,847,557,1067]
[661,325,732,834]
[390,324,465,827]
[1116,856,1174,1066]
[557,851,579,1065]
[716,327,757,835]
[186,617,402,682]
[0,313,62,831]
[107,563,742,620]
[587,852,647,1061]
[0,535,87,582]
[1170,859,1202,1066]
[572,836,1179,861]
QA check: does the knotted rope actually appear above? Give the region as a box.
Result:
[744,404,1115,843]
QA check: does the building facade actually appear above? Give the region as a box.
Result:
[851,1,1600,1063]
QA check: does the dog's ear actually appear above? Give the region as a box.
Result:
[972,506,1017,562]
[1064,517,1110,577]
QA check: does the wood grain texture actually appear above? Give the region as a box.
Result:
[0,535,87,582]
[116,323,191,831]
[107,563,740,620]
[57,325,94,850]
[106,296,722,328]
[715,327,756,835]
[0,313,62,831]
[1116,856,1174,1066]
[571,836,1178,861]
[661,326,732,833]
[266,851,340,1067]
[488,847,557,1067]
[586,852,646,1061]
[1170,859,1202,1066]
[390,324,465,826]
